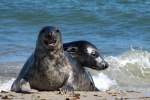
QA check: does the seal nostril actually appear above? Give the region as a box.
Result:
[102,63,105,67]
[48,32,53,38]
[101,61,109,69]
[105,62,109,68]
[53,38,57,43]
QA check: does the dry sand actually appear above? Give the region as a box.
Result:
[0,90,150,100]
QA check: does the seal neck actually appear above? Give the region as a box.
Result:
[35,45,65,61]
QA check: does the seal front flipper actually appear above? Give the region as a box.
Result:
[20,79,38,93]
[59,69,75,95]
[59,84,74,95]
[11,79,38,93]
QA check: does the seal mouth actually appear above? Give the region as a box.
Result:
[43,32,57,48]
[43,38,57,46]
[91,66,108,70]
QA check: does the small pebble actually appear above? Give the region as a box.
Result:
[66,98,70,100]
[94,94,98,96]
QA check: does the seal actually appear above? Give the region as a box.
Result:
[63,40,109,70]
[11,26,97,93]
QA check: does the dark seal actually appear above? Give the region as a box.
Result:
[63,40,109,70]
[11,26,97,93]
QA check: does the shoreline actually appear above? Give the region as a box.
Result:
[0,90,150,100]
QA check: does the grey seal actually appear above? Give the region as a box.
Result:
[63,40,108,70]
[11,26,97,93]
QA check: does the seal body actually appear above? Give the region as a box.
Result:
[63,40,109,70]
[11,26,97,93]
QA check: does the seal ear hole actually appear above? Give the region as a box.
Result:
[67,47,78,53]
[47,33,52,38]
[56,29,60,33]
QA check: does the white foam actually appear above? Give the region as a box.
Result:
[106,49,150,73]
[92,73,117,91]
[104,49,150,92]
[0,78,15,92]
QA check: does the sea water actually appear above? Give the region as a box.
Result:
[0,0,150,92]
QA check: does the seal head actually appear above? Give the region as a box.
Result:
[37,26,62,51]
[63,40,109,70]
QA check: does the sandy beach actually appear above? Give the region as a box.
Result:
[0,90,150,100]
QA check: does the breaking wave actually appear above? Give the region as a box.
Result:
[91,49,150,92]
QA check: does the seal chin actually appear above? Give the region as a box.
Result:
[48,43,55,47]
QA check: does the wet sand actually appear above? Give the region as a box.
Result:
[0,90,150,100]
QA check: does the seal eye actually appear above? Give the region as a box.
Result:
[91,51,98,57]
[91,52,96,57]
